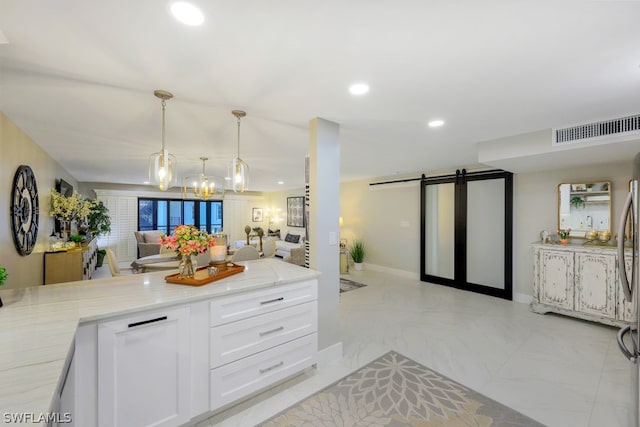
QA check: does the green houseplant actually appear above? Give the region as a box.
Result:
[0,266,6,307]
[351,239,366,271]
[558,228,571,245]
[86,200,112,267]
[570,196,585,209]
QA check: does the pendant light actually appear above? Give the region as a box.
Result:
[228,110,249,192]
[148,89,177,191]
[182,157,224,200]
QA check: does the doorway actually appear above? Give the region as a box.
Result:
[420,169,513,299]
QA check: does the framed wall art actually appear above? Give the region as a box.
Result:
[287,196,305,227]
[252,208,263,222]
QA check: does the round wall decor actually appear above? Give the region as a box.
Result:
[10,165,39,255]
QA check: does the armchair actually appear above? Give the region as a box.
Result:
[284,246,305,266]
[134,230,165,258]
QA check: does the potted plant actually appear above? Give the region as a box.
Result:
[0,266,6,307]
[570,196,585,209]
[86,200,111,267]
[351,239,366,271]
[69,234,84,247]
[558,229,571,245]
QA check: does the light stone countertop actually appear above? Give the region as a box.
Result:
[0,258,319,425]
[531,241,631,252]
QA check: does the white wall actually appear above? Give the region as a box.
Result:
[514,160,632,299]
[340,179,421,277]
[0,113,77,288]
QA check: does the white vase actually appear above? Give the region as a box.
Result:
[354,262,363,271]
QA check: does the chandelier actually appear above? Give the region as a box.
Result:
[148,90,177,191]
[182,157,224,200]
[228,110,249,192]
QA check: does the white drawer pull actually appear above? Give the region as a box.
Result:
[260,297,284,305]
[259,361,284,374]
[259,326,284,336]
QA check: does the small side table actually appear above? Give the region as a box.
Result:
[340,249,349,274]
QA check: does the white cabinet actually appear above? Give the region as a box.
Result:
[71,278,318,426]
[532,244,632,326]
[618,254,636,323]
[575,252,616,318]
[536,249,574,310]
[51,349,75,426]
[209,280,318,411]
[97,306,191,427]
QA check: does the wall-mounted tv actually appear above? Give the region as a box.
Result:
[56,178,73,197]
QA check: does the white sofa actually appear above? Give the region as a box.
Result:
[275,231,305,259]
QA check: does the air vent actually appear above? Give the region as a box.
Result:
[553,114,640,145]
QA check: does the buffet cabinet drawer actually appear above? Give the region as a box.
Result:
[210,333,317,410]
[211,301,317,368]
[210,279,317,326]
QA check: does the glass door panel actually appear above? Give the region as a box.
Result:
[421,170,512,300]
[425,182,455,280]
[466,179,505,289]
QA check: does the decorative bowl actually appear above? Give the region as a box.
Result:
[585,230,597,241]
[598,231,611,243]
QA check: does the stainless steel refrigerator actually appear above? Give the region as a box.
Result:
[617,153,640,426]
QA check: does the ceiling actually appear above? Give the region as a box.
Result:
[1,1,639,192]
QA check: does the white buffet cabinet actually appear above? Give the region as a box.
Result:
[531,243,634,326]
[0,259,319,427]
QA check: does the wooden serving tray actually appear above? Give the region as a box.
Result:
[164,263,245,286]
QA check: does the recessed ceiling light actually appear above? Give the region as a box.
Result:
[143,181,150,185]
[170,2,204,26]
[428,119,445,128]
[277,181,284,185]
[349,83,369,95]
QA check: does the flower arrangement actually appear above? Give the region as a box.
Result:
[158,225,216,256]
[49,189,92,222]
[558,229,571,240]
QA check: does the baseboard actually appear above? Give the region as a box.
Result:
[316,342,343,368]
[513,292,533,305]
[363,263,420,280]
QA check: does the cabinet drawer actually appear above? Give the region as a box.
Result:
[210,333,317,410]
[211,301,317,368]
[210,279,317,326]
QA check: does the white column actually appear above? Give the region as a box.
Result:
[309,118,341,354]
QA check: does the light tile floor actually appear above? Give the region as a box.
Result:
[115,265,632,427]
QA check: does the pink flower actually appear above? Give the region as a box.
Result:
[158,225,216,256]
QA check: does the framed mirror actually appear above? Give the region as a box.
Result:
[558,181,612,238]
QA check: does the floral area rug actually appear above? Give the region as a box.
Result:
[339,278,367,293]
[257,351,544,427]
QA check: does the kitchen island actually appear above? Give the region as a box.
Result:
[0,259,319,426]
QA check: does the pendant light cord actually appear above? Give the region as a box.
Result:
[161,99,166,151]
[236,116,241,158]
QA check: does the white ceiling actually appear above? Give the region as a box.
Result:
[1,1,639,192]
